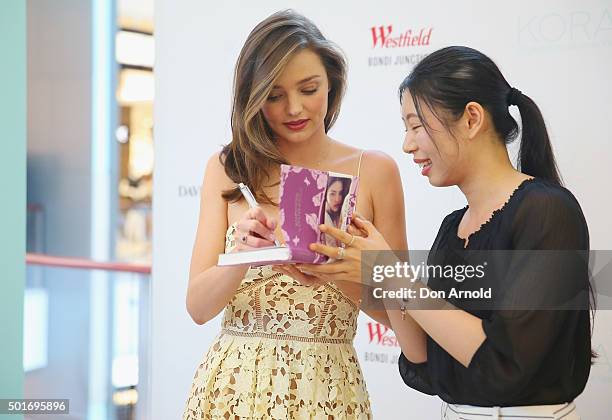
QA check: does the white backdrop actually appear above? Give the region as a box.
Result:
[153,1,612,418]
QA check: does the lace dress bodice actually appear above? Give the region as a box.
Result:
[222,224,360,345]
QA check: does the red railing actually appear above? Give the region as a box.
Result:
[26,253,151,274]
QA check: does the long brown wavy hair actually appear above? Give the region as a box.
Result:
[220,9,347,204]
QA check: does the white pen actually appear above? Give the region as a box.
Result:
[238,183,281,246]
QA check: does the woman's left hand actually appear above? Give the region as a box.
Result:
[292,214,392,286]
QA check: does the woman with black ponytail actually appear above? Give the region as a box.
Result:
[280,46,594,419]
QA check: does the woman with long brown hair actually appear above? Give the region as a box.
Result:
[183,10,406,418]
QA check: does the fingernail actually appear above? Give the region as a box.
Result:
[308,244,316,251]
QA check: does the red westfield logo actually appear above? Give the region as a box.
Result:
[367,322,400,347]
[371,25,433,48]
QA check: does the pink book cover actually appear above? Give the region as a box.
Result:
[279,164,359,264]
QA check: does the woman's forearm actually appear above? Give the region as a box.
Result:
[376,265,484,366]
[384,304,428,363]
[186,264,249,325]
[376,276,485,367]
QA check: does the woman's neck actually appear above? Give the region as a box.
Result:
[276,130,333,169]
[457,146,528,216]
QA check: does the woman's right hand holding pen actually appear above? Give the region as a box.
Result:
[232,207,278,251]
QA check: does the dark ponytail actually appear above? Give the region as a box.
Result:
[511,91,561,185]
[398,46,562,185]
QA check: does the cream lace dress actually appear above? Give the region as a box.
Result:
[183,223,372,419]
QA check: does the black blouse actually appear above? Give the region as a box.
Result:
[399,178,592,406]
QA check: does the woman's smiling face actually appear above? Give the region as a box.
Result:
[401,90,468,187]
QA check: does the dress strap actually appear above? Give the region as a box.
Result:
[356,150,365,178]
[354,150,365,210]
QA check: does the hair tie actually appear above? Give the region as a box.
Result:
[507,87,522,106]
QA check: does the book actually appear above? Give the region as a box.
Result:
[217,164,359,266]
